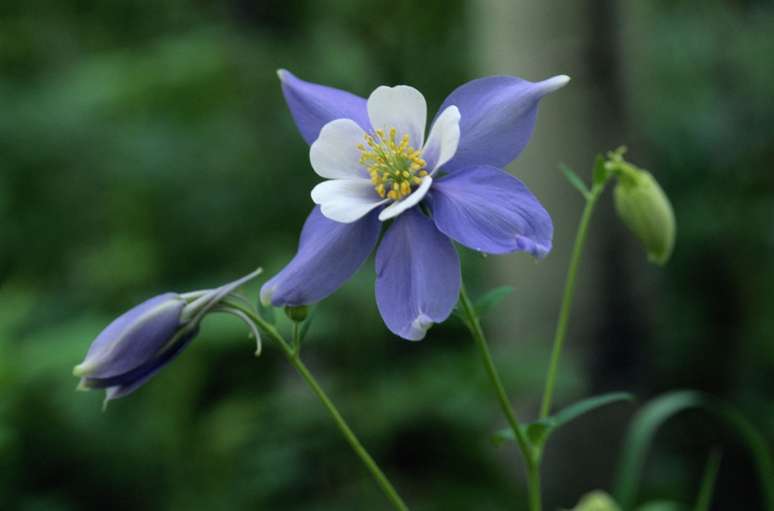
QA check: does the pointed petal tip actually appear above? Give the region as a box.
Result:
[541,74,571,93]
[276,68,290,82]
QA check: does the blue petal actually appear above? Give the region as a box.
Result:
[88,328,198,400]
[278,69,372,144]
[261,206,381,306]
[429,165,552,257]
[436,75,569,174]
[375,209,460,341]
[77,294,185,379]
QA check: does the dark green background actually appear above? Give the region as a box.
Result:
[1,1,772,510]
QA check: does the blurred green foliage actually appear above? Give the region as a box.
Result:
[0,0,772,510]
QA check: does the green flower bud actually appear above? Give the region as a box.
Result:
[607,149,675,266]
[571,490,621,511]
[284,305,309,322]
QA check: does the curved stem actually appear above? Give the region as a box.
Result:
[458,284,541,511]
[539,186,603,419]
[227,302,409,511]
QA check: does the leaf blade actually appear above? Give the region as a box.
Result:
[552,391,635,429]
[474,286,513,317]
[694,449,722,511]
[560,163,591,198]
[613,391,774,511]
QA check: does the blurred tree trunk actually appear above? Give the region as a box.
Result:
[470,0,638,507]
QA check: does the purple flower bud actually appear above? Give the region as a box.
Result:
[74,269,262,403]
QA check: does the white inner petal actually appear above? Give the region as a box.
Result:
[367,85,427,149]
[310,119,368,179]
[422,105,461,174]
[378,176,433,222]
[311,179,388,223]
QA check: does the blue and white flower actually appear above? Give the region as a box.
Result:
[262,70,569,340]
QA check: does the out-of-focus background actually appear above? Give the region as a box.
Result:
[1,1,772,509]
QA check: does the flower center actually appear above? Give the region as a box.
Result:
[358,128,428,200]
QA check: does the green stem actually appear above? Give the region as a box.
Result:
[458,284,541,511]
[232,304,409,511]
[539,185,604,419]
[286,355,409,511]
[526,463,542,511]
[694,449,722,511]
[291,321,301,356]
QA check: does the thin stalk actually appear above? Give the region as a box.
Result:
[285,355,408,511]
[291,321,301,356]
[695,449,722,511]
[458,284,541,511]
[230,304,409,511]
[526,463,542,511]
[539,186,604,419]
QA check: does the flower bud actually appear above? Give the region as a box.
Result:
[74,269,262,403]
[572,491,621,511]
[607,150,675,266]
[73,293,191,401]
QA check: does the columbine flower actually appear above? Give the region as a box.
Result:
[261,70,569,340]
[74,269,261,402]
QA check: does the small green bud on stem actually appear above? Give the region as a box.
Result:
[284,305,309,323]
[572,491,621,511]
[605,148,676,266]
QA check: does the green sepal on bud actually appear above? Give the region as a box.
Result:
[284,305,309,323]
[570,491,621,511]
[606,148,676,266]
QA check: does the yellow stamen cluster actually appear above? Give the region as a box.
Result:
[358,127,428,201]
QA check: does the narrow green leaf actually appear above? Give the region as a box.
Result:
[492,392,633,449]
[491,427,515,447]
[694,449,722,511]
[491,422,552,450]
[614,392,705,509]
[613,391,774,511]
[551,392,635,430]
[474,286,513,317]
[560,163,591,198]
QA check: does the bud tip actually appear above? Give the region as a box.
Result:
[72,363,90,377]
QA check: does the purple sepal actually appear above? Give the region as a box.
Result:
[77,294,185,379]
[375,209,460,341]
[278,69,372,144]
[261,206,381,307]
[429,165,553,257]
[436,75,567,174]
[85,328,198,401]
